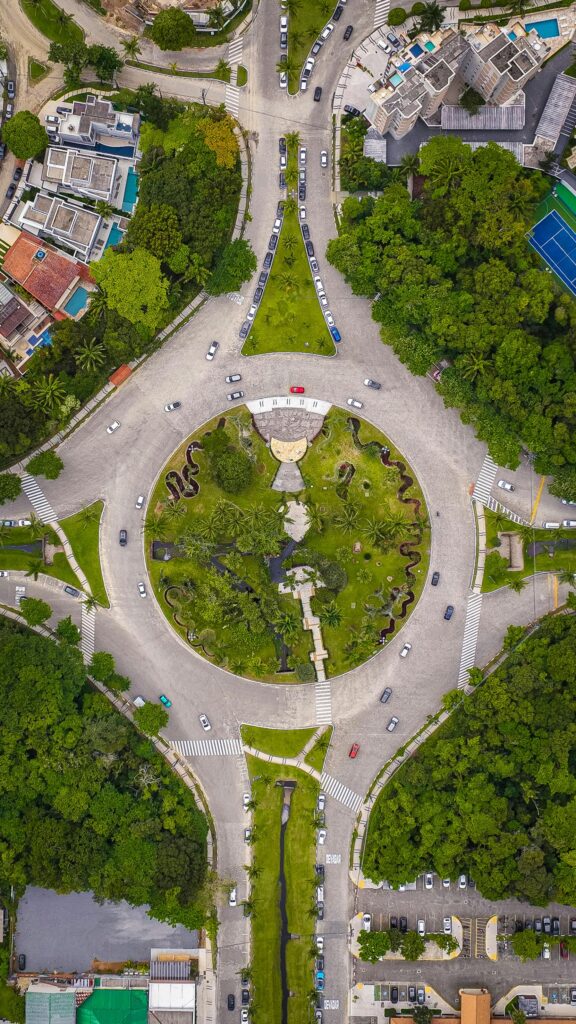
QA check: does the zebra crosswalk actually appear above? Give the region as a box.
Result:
[374,0,391,28]
[486,495,529,526]
[225,84,240,117]
[228,36,243,64]
[320,772,363,813]
[171,737,243,757]
[315,679,332,725]
[472,454,498,505]
[457,592,483,688]
[21,473,58,523]
[81,604,95,662]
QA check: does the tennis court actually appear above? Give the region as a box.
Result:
[529,208,576,296]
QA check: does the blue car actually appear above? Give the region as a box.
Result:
[330,326,342,343]
[316,976,325,991]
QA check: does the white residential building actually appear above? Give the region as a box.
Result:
[41,146,119,203]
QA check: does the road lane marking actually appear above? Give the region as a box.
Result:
[530,475,546,524]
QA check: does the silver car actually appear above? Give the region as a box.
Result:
[206,340,219,360]
[347,398,363,409]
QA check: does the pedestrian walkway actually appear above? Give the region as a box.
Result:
[171,737,243,757]
[228,35,243,85]
[486,494,530,526]
[20,473,58,523]
[225,84,240,117]
[374,0,391,28]
[472,454,498,504]
[320,772,363,813]
[457,592,483,688]
[315,679,332,725]
[80,604,95,663]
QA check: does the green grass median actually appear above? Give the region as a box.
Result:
[241,725,316,757]
[60,501,109,607]
[22,0,84,44]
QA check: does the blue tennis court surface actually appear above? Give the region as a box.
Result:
[529,209,576,296]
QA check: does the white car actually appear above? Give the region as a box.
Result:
[299,206,306,221]
[137,581,146,598]
[347,398,363,409]
[324,310,335,326]
[317,936,324,952]
[106,420,120,434]
[241,1011,249,1023]
[318,792,326,811]
[459,873,467,889]
[362,913,371,932]
[229,887,237,907]
[443,916,452,934]
[300,78,308,92]
[243,792,251,810]
[279,71,288,88]
[280,153,287,170]
[199,714,211,731]
[247,303,258,322]
[442,878,450,888]
[424,872,433,889]
[299,146,307,164]
[0,570,9,578]
[18,519,31,527]
[226,373,242,384]
[314,276,324,292]
[320,150,328,168]
[321,23,334,39]
[272,218,282,234]
[497,479,514,492]
[280,14,288,30]
[318,291,328,307]
[135,495,145,510]
[303,57,315,77]
[542,942,551,960]
[417,919,426,936]
[318,828,327,845]
[400,642,412,658]
[206,340,219,360]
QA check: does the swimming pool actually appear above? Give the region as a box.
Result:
[390,72,403,86]
[508,30,517,40]
[525,17,559,37]
[63,286,89,317]
[399,61,411,71]
[410,43,424,57]
[122,168,138,213]
[424,40,435,51]
[105,223,124,249]
[25,327,52,357]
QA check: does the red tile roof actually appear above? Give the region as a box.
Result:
[3,233,79,311]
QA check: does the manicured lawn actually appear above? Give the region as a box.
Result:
[247,756,318,1024]
[126,59,231,82]
[0,979,24,1024]
[287,0,331,93]
[482,509,576,593]
[60,501,109,607]
[28,58,50,83]
[22,0,84,45]
[241,725,315,757]
[244,140,334,357]
[0,524,82,591]
[237,65,248,86]
[304,726,332,772]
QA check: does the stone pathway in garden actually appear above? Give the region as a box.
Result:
[278,567,329,682]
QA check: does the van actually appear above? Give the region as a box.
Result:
[562,520,576,528]
[542,521,560,529]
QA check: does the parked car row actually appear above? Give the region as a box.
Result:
[385,984,426,1005]
[240,185,287,342]
[297,184,342,344]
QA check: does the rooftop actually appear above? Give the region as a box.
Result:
[3,233,79,310]
[26,990,76,1024]
[20,194,100,250]
[0,280,32,338]
[42,147,117,199]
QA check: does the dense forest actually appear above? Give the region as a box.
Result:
[328,136,576,499]
[363,614,576,905]
[0,619,207,928]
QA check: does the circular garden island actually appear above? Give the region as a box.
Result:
[145,403,430,682]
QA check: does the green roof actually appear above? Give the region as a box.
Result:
[77,989,148,1024]
[26,991,76,1024]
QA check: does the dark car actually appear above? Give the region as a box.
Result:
[239,320,250,339]
[227,994,235,1010]
[264,251,273,269]
[298,185,306,202]
[524,919,533,930]
[444,605,454,620]
[56,105,72,115]
[312,40,322,55]
[535,918,542,933]
[380,687,392,704]
[277,200,284,217]
[408,986,417,1002]
[305,240,315,257]
[343,24,353,40]
[543,916,551,934]
[279,136,286,153]
[552,917,560,935]
[431,571,440,586]
[242,989,250,1005]
[317,902,324,920]
[0,143,6,161]
[18,954,26,971]
[119,529,128,546]
[269,234,278,250]
[64,585,80,597]
[333,4,343,19]
[390,986,399,1004]
[399,916,407,933]
[344,103,362,116]
[561,941,569,959]
[314,86,322,102]
[302,223,310,241]
[13,167,22,182]
[280,30,288,48]
[316,955,324,971]
[571,918,576,935]
[5,183,15,199]
[330,326,341,343]
[279,172,286,189]
[387,33,400,45]
[258,271,269,286]
[7,81,15,100]
[390,915,398,929]
[515,919,524,933]
[253,287,263,303]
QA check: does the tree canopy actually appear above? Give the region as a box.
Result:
[91,248,170,333]
[1,110,48,159]
[328,137,576,490]
[0,472,22,504]
[0,619,207,927]
[207,239,257,296]
[363,614,576,904]
[149,8,197,49]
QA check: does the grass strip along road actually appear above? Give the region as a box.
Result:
[241,725,316,757]
[60,501,109,607]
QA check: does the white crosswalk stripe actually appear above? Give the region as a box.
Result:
[472,454,498,504]
[21,473,58,523]
[321,772,363,813]
[228,37,243,64]
[315,679,332,725]
[225,84,240,117]
[457,592,483,688]
[374,0,391,28]
[80,604,95,663]
[171,738,243,757]
[486,495,530,526]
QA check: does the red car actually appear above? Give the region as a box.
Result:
[349,743,360,759]
[290,386,305,394]
[560,941,569,959]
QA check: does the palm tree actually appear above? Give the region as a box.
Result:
[197,515,221,544]
[286,131,301,152]
[278,271,299,296]
[183,252,211,288]
[216,58,230,80]
[88,289,108,319]
[75,337,106,373]
[25,558,44,581]
[143,511,169,541]
[400,152,420,178]
[275,610,301,645]
[284,196,297,216]
[214,499,243,537]
[79,504,100,529]
[283,233,297,256]
[361,516,388,547]
[557,569,576,587]
[95,199,115,218]
[418,1,445,32]
[506,0,528,15]
[169,61,178,74]
[29,373,66,415]
[163,500,186,524]
[284,0,301,12]
[83,594,98,612]
[28,514,46,540]
[459,352,489,382]
[208,2,226,29]
[320,601,342,628]
[57,9,73,26]
[0,375,16,400]
[334,502,359,534]
[306,503,325,534]
[507,575,527,593]
[121,36,141,59]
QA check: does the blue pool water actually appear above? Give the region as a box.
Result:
[424,40,435,50]
[399,61,411,70]
[25,327,52,357]
[410,43,424,56]
[105,223,124,249]
[63,286,89,317]
[525,17,560,37]
[508,30,517,39]
[390,72,403,86]
[122,168,139,213]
